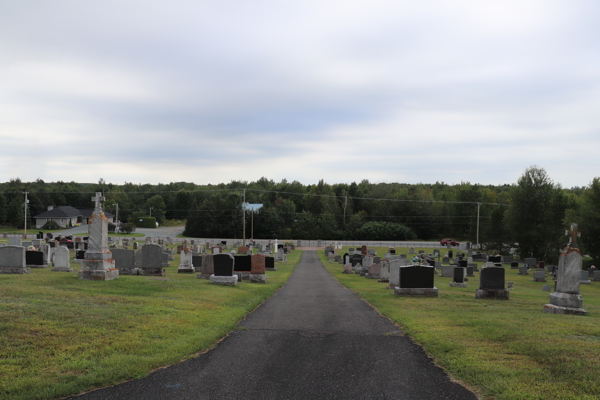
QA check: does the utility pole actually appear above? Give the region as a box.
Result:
[343,195,348,225]
[242,189,246,246]
[251,208,254,240]
[476,202,481,249]
[115,203,119,232]
[149,207,153,217]
[24,191,29,237]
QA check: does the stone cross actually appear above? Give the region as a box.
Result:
[91,192,105,212]
[566,223,581,248]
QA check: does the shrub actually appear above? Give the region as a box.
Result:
[41,221,60,230]
[120,223,136,234]
[108,222,116,233]
[133,217,156,228]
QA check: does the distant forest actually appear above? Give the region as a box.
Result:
[1,166,599,264]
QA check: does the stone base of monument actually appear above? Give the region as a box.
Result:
[249,273,266,283]
[581,279,592,284]
[237,272,250,281]
[51,266,73,272]
[394,287,439,297]
[118,268,140,275]
[139,268,165,277]
[378,278,389,283]
[177,266,195,273]
[475,289,509,299]
[78,269,119,280]
[0,266,31,274]
[532,277,547,282]
[543,303,588,315]
[196,273,212,279]
[449,282,468,288]
[359,270,367,277]
[366,274,380,279]
[28,264,48,269]
[342,270,353,274]
[210,274,238,286]
[265,267,277,272]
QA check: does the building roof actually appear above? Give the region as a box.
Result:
[79,209,114,218]
[34,206,81,219]
[34,206,114,219]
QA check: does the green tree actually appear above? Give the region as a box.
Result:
[578,177,600,264]
[505,166,568,262]
[144,195,166,224]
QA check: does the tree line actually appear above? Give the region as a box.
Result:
[0,166,598,265]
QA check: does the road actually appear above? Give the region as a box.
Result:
[67,250,477,400]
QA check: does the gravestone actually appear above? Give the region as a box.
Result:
[476,267,508,299]
[51,246,72,272]
[343,263,353,274]
[379,261,390,282]
[593,270,600,282]
[250,254,267,283]
[368,249,376,256]
[343,253,349,265]
[26,250,45,268]
[511,261,519,269]
[192,255,203,272]
[197,254,214,279]
[349,254,364,268]
[361,245,368,255]
[334,255,341,263]
[524,258,537,268]
[0,246,29,274]
[78,193,119,281]
[408,247,415,254]
[519,266,528,275]
[238,246,249,255]
[265,256,276,271]
[140,244,166,276]
[466,266,474,277]
[76,250,86,262]
[178,249,194,273]
[449,267,467,288]
[580,270,591,284]
[328,253,335,263]
[532,270,547,282]
[373,256,381,264]
[367,263,381,279]
[544,224,587,315]
[389,248,396,254]
[395,265,438,296]
[441,265,454,278]
[210,253,237,286]
[388,259,403,289]
[112,249,138,275]
[8,237,20,246]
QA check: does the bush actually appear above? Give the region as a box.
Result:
[120,223,136,234]
[108,222,116,233]
[41,221,60,230]
[355,221,417,241]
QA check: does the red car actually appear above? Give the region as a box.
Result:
[440,238,460,246]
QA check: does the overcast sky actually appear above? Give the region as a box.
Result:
[1,1,598,188]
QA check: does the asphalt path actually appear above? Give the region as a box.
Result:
[67,251,477,400]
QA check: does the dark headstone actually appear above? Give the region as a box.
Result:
[448,250,453,258]
[488,255,501,263]
[427,259,436,267]
[390,249,396,254]
[192,255,203,272]
[480,267,505,290]
[511,261,518,268]
[343,253,349,264]
[49,241,56,248]
[349,254,364,267]
[66,241,74,250]
[453,267,465,283]
[26,251,44,265]
[76,250,86,260]
[221,241,227,245]
[458,260,467,268]
[46,232,53,239]
[265,256,275,270]
[399,265,435,289]
[234,255,252,272]
[213,254,234,276]
[466,266,474,277]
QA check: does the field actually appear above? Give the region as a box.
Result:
[0,246,301,400]
[319,247,600,400]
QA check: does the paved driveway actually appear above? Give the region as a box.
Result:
[67,251,477,400]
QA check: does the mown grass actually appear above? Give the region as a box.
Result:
[160,219,185,227]
[0,226,64,235]
[0,247,301,400]
[320,247,600,400]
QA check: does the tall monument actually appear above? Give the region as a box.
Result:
[543,223,587,315]
[78,192,119,281]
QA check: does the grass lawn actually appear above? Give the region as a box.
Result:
[319,247,600,400]
[0,247,301,400]
[0,226,64,235]
[160,219,185,227]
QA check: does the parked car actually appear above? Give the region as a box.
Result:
[440,238,460,246]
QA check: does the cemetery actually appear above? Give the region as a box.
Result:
[319,243,600,400]
[0,190,599,400]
